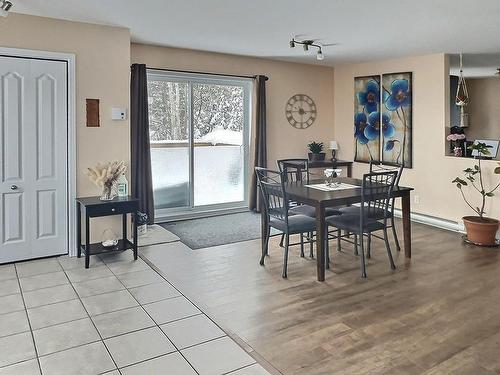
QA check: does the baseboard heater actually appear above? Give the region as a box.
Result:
[393,209,465,233]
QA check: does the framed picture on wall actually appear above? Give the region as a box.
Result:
[381,72,413,168]
[354,75,381,163]
[472,139,500,158]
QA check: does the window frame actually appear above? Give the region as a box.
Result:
[146,69,253,221]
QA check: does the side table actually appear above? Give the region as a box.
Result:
[76,196,139,268]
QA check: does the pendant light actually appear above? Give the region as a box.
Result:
[455,53,469,128]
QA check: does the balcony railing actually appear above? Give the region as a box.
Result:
[151,141,244,209]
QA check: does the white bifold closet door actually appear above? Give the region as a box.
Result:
[0,56,68,263]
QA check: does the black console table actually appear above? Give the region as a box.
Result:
[307,160,353,177]
[76,196,139,268]
[283,159,353,177]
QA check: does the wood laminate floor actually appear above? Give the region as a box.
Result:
[141,221,500,374]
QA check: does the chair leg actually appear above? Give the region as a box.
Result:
[260,226,271,266]
[300,233,305,258]
[282,234,290,278]
[383,228,396,270]
[309,232,314,258]
[360,233,367,278]
[337,229,341,252]
[367,234,372,259]
[279,233,285,248]
[391,217,401,252]
[354,234,359,256]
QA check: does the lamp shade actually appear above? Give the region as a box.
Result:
[329,140,338,150]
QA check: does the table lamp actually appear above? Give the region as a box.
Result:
[329,140,338,161]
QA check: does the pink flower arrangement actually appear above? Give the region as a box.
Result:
[446,133,466,141]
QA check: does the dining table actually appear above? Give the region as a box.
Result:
[260,177,414,281]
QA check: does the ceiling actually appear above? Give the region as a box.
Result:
[11,0,500,66]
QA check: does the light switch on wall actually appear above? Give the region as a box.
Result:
[111,107,127,120]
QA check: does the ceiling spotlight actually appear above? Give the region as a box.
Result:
[289,39,295,48]
[0,0,13,17]
[317,49,324,61]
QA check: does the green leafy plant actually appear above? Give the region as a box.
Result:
[452,142,500,220]
[307,141,324,154]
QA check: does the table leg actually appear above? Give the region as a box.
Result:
[76,202,81,258]
[122,213,127,242]
[133,211,138,260]
[85,214,90,269]
[347,164,352,178]
[402,193,412,258]
[315,205,326,281]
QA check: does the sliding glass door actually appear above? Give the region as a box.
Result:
[147,70,251,219]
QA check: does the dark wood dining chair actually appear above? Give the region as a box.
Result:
[277,158,342,258]
[277,159,314,256]
[256,167,317,278]
[339,161,404,257]
[326,171,398,278]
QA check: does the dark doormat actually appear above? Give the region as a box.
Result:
[161,211,272,250]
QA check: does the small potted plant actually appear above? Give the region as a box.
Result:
[446,133,466,157]
[452,142,500,246]
[307,141,325,162]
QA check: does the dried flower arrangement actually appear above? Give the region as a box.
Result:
[86,161,127,200]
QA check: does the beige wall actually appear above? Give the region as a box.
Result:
[333,53,500,223]
[0,13,131,195]
[0,15,335,241]
[0,13,131,240]
[131,43,335,167]
[6,15,488,235]
[465,77,500,144]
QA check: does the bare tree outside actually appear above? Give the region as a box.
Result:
[148,81,189,141]
[148,81,244,142]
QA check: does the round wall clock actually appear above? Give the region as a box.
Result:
[285,94,317,129]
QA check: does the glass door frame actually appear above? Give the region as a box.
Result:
[147,69,253,221]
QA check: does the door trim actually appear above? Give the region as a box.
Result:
[0,47,77,257]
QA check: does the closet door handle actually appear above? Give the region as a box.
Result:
[10,185,18,190]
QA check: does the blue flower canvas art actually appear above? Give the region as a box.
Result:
[382,72,412,167]
[354,76,381,163]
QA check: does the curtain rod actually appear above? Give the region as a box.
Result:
[143,66,268,81]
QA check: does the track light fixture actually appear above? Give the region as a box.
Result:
[289,37,329,61]
[0,0,13,17]
[316,49,324,61]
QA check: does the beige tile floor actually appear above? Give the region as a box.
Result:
[0,253,271,375]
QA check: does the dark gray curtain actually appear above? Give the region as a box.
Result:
[130,64,154,224]
[249,75,268,212]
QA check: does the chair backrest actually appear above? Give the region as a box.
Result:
[277,159,310,184]
[369,161,404,186]
[360,171,398,226]
[369,161,404,215]
[255,167,289,222]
